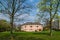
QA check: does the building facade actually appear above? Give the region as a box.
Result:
[21,22,43,32]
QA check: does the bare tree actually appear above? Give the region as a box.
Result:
[0,0,32,39]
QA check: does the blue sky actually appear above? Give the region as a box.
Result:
[0,0,40,24]
[0,0,60,25]
[16,0,40,24]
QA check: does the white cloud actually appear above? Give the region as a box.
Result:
[17,14,29,19]
[25,15,36,22]
[30,0,33,2]
[0,14,10,21]
[15,15,36,24]
[36,9,39,12]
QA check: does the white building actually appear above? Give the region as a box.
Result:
[20,22,43,32]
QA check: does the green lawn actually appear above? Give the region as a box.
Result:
[0,31,60,40]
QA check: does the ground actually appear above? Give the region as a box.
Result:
[0,31,60,40]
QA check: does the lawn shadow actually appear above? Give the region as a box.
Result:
[33,32,50,36]
[14,36,45,40]
[26,37,45,40]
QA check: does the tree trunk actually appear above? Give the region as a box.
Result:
[50,19,52,36]
[10,16,14,40]
[10,17,14,35]
[58,17,60,29]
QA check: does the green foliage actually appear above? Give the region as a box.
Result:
[0,19,10,32]
[37,0,60,36]
[38,0,60,12]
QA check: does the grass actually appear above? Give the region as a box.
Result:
[0,31,60,40]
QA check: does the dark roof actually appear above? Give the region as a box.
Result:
[20,22,42,26]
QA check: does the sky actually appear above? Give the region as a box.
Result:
[0,0,40,24]
[15,0,40,24]
[0,0,60,25]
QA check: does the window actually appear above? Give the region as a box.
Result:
[25,26,26,28]
[36,26,38,28]
[39,29,41,31]
[30,26,32,28]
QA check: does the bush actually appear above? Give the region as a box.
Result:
[53,28,60,31]
[0,19,11,32]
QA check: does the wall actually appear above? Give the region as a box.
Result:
[21,25,43,32]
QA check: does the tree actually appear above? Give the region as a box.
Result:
[53,14,60,29]
[38,0,60,36]
[35,12,48,22]
[0,19,10,32]
[0,0,32,39]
